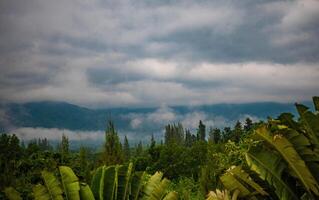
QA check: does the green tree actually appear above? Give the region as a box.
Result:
[233,121,243,142]
[135,141,143,157]
[197,120,206,141]
[148,134,161,165]
[184,129,194,147]
[222,127,232,142]
[78,146,91,182]
[60,134,69,165]
[243,117,253,132]
[0,134,22,189]
[123,135,130,161]
[164,123,185,145]
[208,127,221,144]
[103,121,123,165]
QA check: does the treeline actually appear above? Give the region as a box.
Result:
[0,117,255,199]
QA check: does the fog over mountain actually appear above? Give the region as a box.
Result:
[0,101,313,146]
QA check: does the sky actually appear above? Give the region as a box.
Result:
[1,0,319,108]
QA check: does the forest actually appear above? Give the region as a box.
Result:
[1,97,319,200]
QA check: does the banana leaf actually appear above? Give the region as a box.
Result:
[59,166,81,200]
[246,147,299,200]
[255,126,319,195]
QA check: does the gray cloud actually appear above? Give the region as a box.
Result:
[123,105,246,136]
[0,0,318,107]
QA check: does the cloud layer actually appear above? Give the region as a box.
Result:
[10,105,259,143]
[0,0,318,107]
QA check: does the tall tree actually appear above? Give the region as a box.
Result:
[164,123,184,145]
[78,146,91,182]
[197,120,206,141]
[150,134,156,149]
[185,129,195,147]
[223,127,232,142]
[60,134,69,164]
[209,127,221,144]
[103,121,123,165]
[244,117,253,132]
[136,141,143,156]
[0,134,21,188]
[233,121,243,142]
[123,135,130,161]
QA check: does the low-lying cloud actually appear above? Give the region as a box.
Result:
[10,127,104,141]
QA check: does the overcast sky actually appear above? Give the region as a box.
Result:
[1,0,318,108]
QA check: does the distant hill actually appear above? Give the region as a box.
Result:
[0,100,313,132]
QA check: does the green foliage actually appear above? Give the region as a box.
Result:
[220,166,268,198]
[4,97,319,200]
[59,166,81,200]
[3,187,22,200]
[79,183,94,200]
[103,121,123,166]
[208,128,221,144]
[38,170,64,200]
[90,163,178,200]
[164,123,185,145]
[197,120,206,142]
[169,177,202,200]
[0,134,22,189]
[206,189,237,200]
[31,166,94,200]
[217,97,319,200]
[123,136,130,161]
[246,146,299,200]
[60,134,70,165]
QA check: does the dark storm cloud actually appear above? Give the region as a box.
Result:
[0,0,318,107]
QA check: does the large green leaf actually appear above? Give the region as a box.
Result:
[220,166,267,198]
[275,116,319,183]
[59,166,81,200]
[4,187,22,200]
[246,147,299,200]
[40,171,64,200]
[141,171,176,200]
[295,103,319,148]
[130,171,147,200]
[79,183,95,200]
[103,166,118,200]
[90,166,104,200]
[206,189,231,200]
[162,191,179,200]
[255,125,319,195]
[141,172,163,199]
[117,163,133,200]
[33,184,58,200]
[143,178,170,200]
[88,163,176,200]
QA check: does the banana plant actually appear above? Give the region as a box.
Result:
[91,163,178,200]
[214,97,319,200]
[206,189,237,200]
[32,166,95,200]
[219,166,268,199]
[246,146,299,200]
[245,97,319,199]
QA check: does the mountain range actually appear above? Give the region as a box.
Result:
[1,100,312,131]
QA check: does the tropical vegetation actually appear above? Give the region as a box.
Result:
[1,97,318,200]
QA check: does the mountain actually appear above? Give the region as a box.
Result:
[0,100,313,132]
